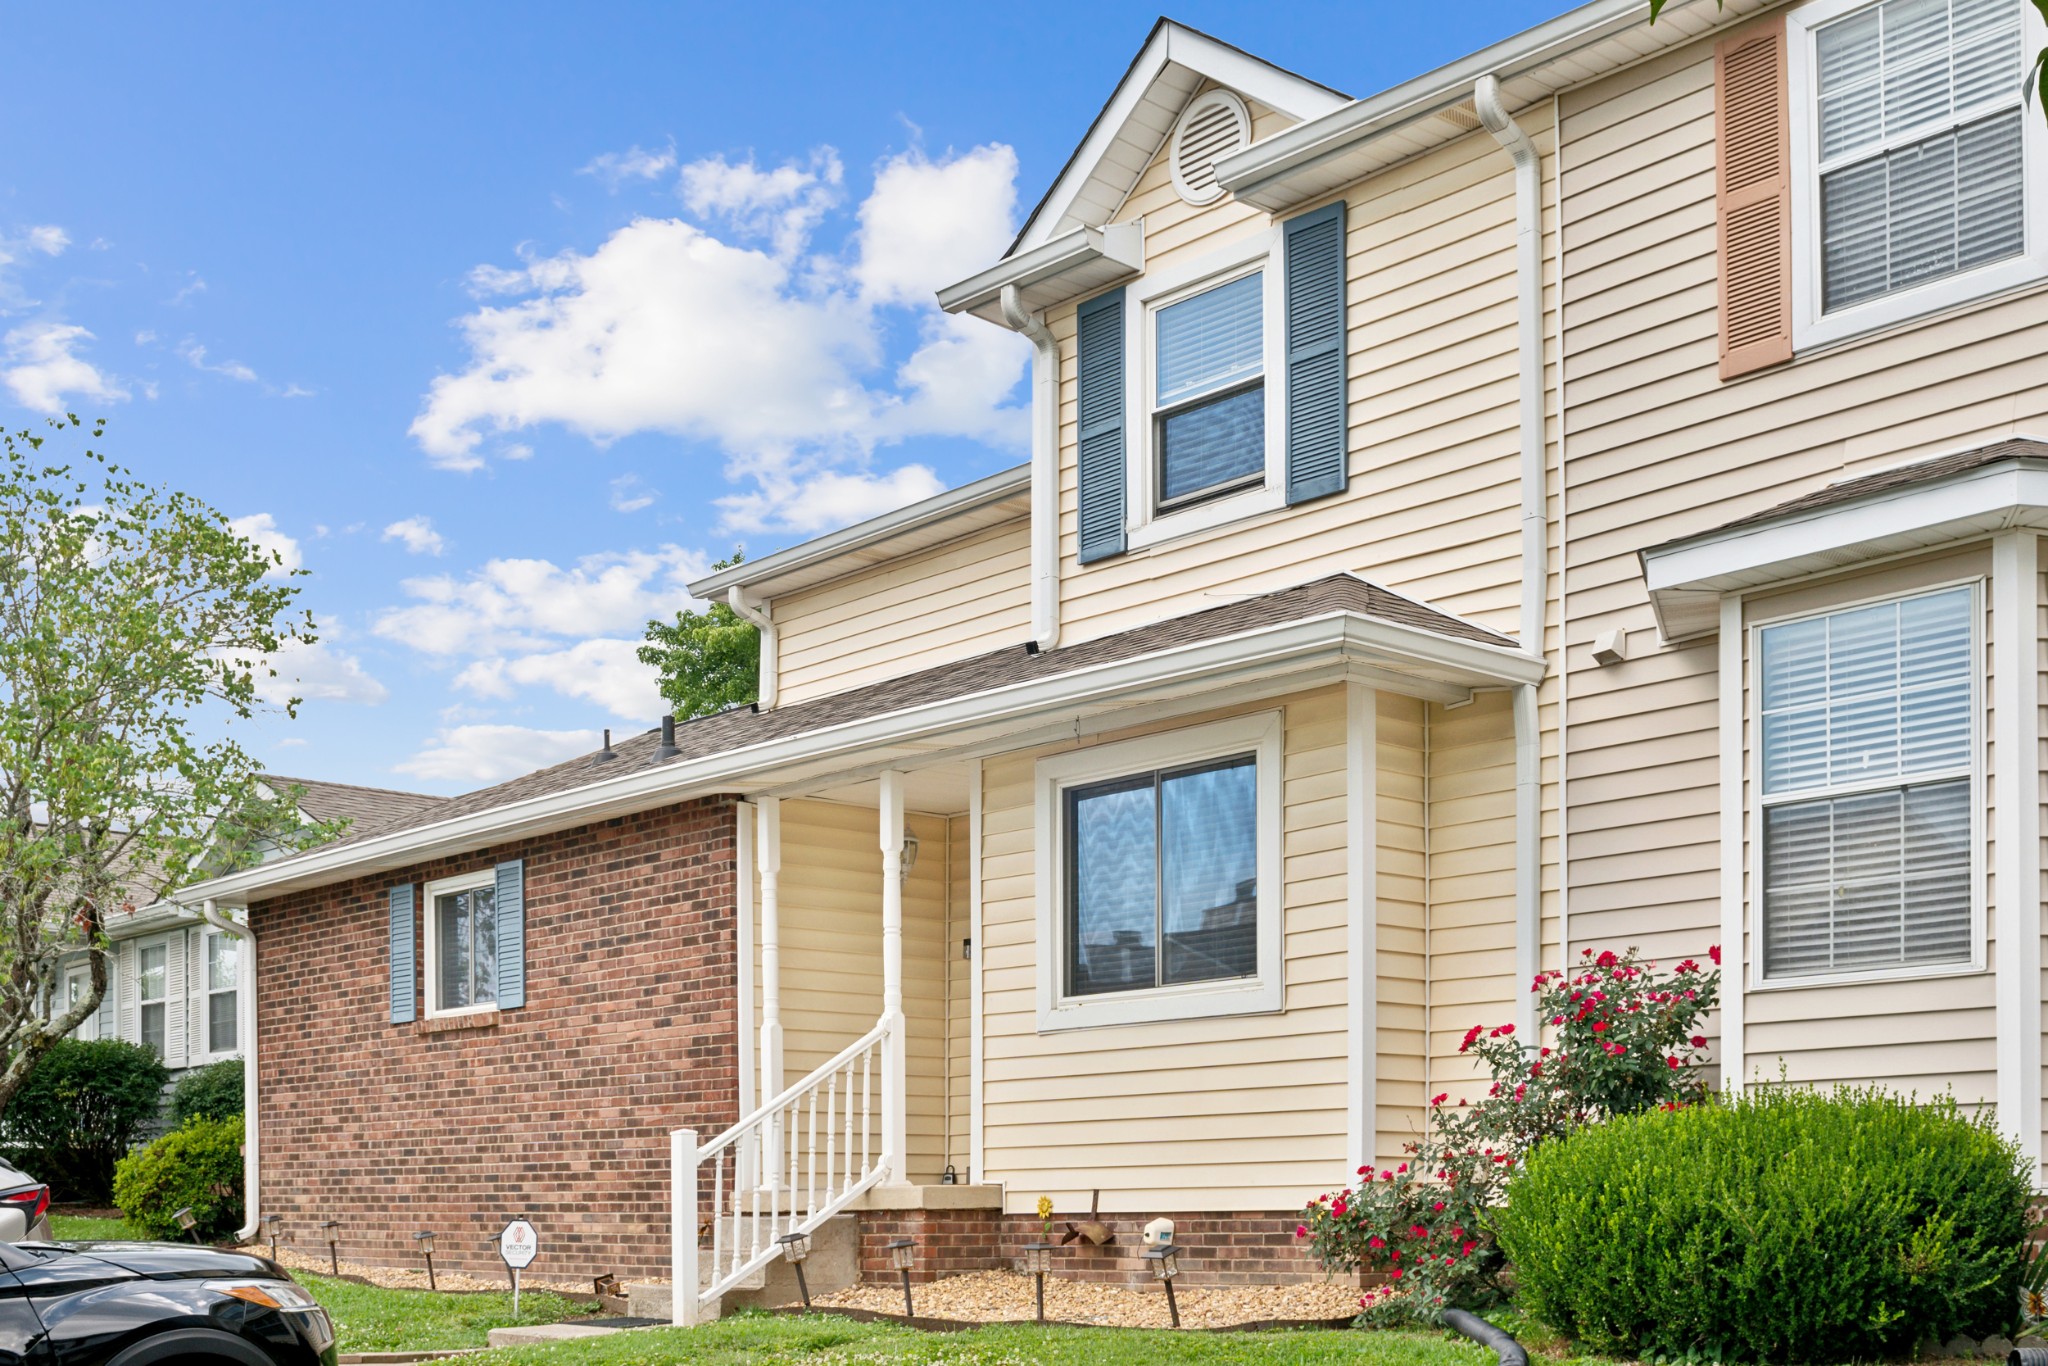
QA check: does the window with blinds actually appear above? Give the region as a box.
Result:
[1152,272,1265,508]
[1064,753,1259,997]
[1758,585,1976,979]
[1814,0,2027,313]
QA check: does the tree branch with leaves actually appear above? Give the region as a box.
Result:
[639,554,760,721]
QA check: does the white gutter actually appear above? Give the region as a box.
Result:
[1477,74,1548,1039]
[181,609,1542,904]
[938,222,1144,323]
[1002,284,1061,650]
[199,898,259,1243]
[726,586,778,711]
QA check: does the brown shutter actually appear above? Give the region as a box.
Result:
[1714,16,1793,380]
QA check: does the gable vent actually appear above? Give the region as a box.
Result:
[1170,90,1251,207]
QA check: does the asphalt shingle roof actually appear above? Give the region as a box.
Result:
[1702,438,2048,537]
[261,775,446,836]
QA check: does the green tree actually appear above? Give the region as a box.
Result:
[0,417,328,1110]
[639,554,760,720]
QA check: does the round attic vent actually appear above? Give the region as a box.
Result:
[1169,90,1251,207]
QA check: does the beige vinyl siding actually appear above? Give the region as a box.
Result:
[978,687,1385,1211]
[768,799,951,1182]
[773,521,1032,706]
[945,813,971,1177]
[1053,102,1560,651]
[1556,12,2045,1098]
[1374,691,1430,1164]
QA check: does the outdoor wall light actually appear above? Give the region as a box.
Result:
[886,1237,916,1317]
[1021,1242,1057,1322]
[318,1219,341,1275]
[900,835,921,882]
[1143,1245,1182,1328]
[172,1207,198,1245]
[413,1231,437,1291]
[776,1231,813,1307]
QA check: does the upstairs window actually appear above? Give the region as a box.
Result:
[1757,584,1977,980]
[1152,271,1266,509]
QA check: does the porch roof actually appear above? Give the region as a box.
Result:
[181,573,1538,902]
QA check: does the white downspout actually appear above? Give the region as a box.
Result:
[1477,74,1548,1039]
[200,898,259,1243]
[1001,283,1061,651]
[726,586,779,710]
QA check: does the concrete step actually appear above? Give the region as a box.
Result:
[626,1213,857,1323]
[484,1325,623,1349]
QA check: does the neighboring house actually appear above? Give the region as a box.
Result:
[61,777,442,1081]
[182,0,2048,1317]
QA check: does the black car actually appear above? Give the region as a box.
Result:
[0,1239,335,1366]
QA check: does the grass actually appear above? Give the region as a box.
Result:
[459,1313,1492,1366]
[296,1273,606,1353]
[47,1214,133,1241]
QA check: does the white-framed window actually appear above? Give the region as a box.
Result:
[60,964,92,1036]
[1752,581,1981,985]
[423,869,499,1017]
[1034,711,1283,1030]
[137,940,168,1058]
[1788,0,2048,351]
[1124,229,1288,550]
[203,930,238,1055]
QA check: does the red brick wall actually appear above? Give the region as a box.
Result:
[250,796,740,1282]
[856,1210,1338,1288]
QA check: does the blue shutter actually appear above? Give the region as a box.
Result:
[1283,200,1348,504]
[388,884,415,1024]
[495,859,526,1010]
[1075,288,1127,564]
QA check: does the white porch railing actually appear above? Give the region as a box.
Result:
[670,1014,897,1325]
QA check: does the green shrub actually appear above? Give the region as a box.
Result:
[170,1060,243,1125]
[1495,1086,2030,1362]
[112,1116,243,1242]
[0,1038,168,1203]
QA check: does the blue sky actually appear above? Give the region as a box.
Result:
[0,0,1563,794]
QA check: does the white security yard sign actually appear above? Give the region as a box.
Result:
[499,1218,537,1315]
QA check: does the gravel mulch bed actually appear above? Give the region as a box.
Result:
[269,1245,592,1295]
[812,1270,1362,1330]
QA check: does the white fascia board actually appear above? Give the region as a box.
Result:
[687,464,1031,600]
[1215,0,1712,212]
[1642,464,2048,638]
[107,901,200,936]
[180,612,1542,904]
[937,223,1144,324]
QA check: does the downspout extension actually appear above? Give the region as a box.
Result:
[1477,73,1549,1038]
[727,586,779,710]
[1001,283,1061,652]
[199,898,260,1243]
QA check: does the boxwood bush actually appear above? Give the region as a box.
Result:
[112,1116,243,1242]
[170,1059,243,1125]
[1495,1086,2030,1362]
[0,1038,168,1203]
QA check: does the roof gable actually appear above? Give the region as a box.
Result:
[1010,18,1350,256]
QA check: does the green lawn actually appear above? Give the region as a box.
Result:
[461,1313,1494,1366]
[47,1214,133,1241]
[298,1273,605,1353]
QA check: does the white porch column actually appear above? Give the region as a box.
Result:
[879,771,909,1186]
[756,797,784,1189]
[1993,531,2041,1177]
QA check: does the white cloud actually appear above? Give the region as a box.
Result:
[1,322,127,413]
[166,273,207,306]
[410,143,1028,531]
[0,225,69,313]
[608,473,658,513]
[717,463,945,536]
[581,142,678,188]
[501,442,533,461]
[382,515,446,556]
[178,338,259,384]
[456,638,663,722]
[273,737,308,750]
[24,226,67,257]
[372,544,706,656]
[229,512,303,578]
[251,638,389,706]
[396,723,603,785]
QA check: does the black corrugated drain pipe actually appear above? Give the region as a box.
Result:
[1441,1309,1528,1366]
[2011,1347,2048,1366]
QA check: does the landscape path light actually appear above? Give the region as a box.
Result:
[1021,1242,1057,1323]
[886,1238,916,1318]
[413,1231,437,1291]
[776,1231,813,1307]
[172,1208,199,1246]
[1143,1244,1182,1328]
[262,1213,284,1261]
[318,1220,340,1275]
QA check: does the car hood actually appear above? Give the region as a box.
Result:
[44,1242,287,1282]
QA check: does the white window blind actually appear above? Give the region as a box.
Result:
[1153,273,1266,506]
[1815,0,2026,312]
[1758,585,1975,978]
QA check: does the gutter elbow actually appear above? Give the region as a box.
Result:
[726,587,779,710]
[1474,74,1538,168]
